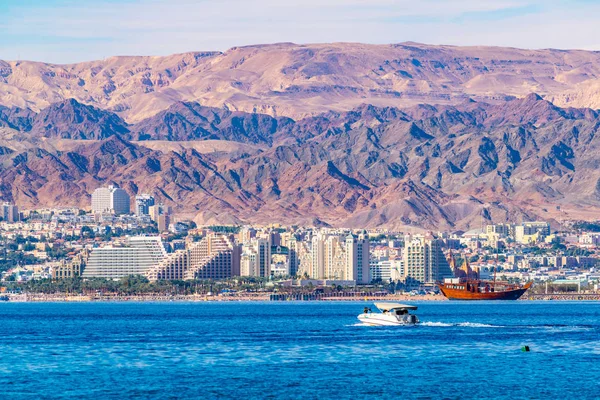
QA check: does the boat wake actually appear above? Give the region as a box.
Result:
[419,321,453,327]
[457,322,503,328]
[534,325,594,333]
[420,322,594,331]
[420,321,503,328]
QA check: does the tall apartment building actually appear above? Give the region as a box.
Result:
[292,231,371,282]
[402,236,453,285]
[91,185,130,215]
[149,203,171,231]
[240,238,271,277]
[82,236,167,278]
[288,235,299,276]
[187,234,240,279]
[345,232,370,284]
[146,234,241,281]
[135,194,155,216]
[311,233,327,279]
[325,235,348,280]
[296,241,313,278]
[2,202,19,222]
[240,251,258,276]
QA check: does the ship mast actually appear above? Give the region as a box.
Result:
[494,241,498,291]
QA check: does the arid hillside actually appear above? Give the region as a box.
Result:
[2,42,600,123]
[1,94,599,230]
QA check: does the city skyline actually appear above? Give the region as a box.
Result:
[1,2,598,398]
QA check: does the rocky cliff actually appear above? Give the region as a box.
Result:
[1,93,599,230]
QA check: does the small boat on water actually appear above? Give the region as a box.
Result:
[358,303,419,326]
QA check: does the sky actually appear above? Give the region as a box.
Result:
[0,0,599,64]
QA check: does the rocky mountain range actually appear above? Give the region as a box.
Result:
[1,89,600,230]
[3,42,600,124]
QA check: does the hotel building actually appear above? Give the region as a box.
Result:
[145,234,241,281]
[82,236,167,279]
[402,236,453,285]
[91,185,130,215]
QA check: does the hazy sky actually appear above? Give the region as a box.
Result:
[1,0,599,64]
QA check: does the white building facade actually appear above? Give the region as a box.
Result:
[91,185,131,215]
[82,236,167,279]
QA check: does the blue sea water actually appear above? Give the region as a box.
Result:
[1,301,600,399]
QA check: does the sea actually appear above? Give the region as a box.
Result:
[1,301,599,399]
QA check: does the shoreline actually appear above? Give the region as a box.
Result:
[3,293,600,302]
[4,294,448,302]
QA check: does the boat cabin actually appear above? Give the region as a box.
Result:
[374,302,418,315]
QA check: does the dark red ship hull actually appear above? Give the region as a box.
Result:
[438,282,532,300]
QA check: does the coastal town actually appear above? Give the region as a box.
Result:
[1,185,599,301]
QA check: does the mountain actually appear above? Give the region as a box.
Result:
[29,99,130,139]
[130,101,293,144]
[3,43,600,123]
[1,94,600,230]
[0,105,35,131]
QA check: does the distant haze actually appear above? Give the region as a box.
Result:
[1,0,600,64]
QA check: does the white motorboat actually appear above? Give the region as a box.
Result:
[357,303,419,326]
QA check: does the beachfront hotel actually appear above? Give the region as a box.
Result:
[145,234,241,281]
[82,236,167,279]
[403,235,453,285]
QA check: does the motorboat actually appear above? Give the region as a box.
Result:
[357,302,419,326]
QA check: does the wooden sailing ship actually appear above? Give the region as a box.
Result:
[438,252,532,300]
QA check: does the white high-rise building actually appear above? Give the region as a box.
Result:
[296,241,313,278]
[91,185,130,215]
[402,236,453,285]
[82,236,167,279]
[240,238,271,277]
[311,233,326,279]
[325,235,347,280]
[345,232,370,284]
[241,251,258,277]
[292,231,371,283]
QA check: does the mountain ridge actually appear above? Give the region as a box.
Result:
[1,95,600,230]
[2,42,600,124]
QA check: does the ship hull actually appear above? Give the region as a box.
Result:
[438,282,532,301]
